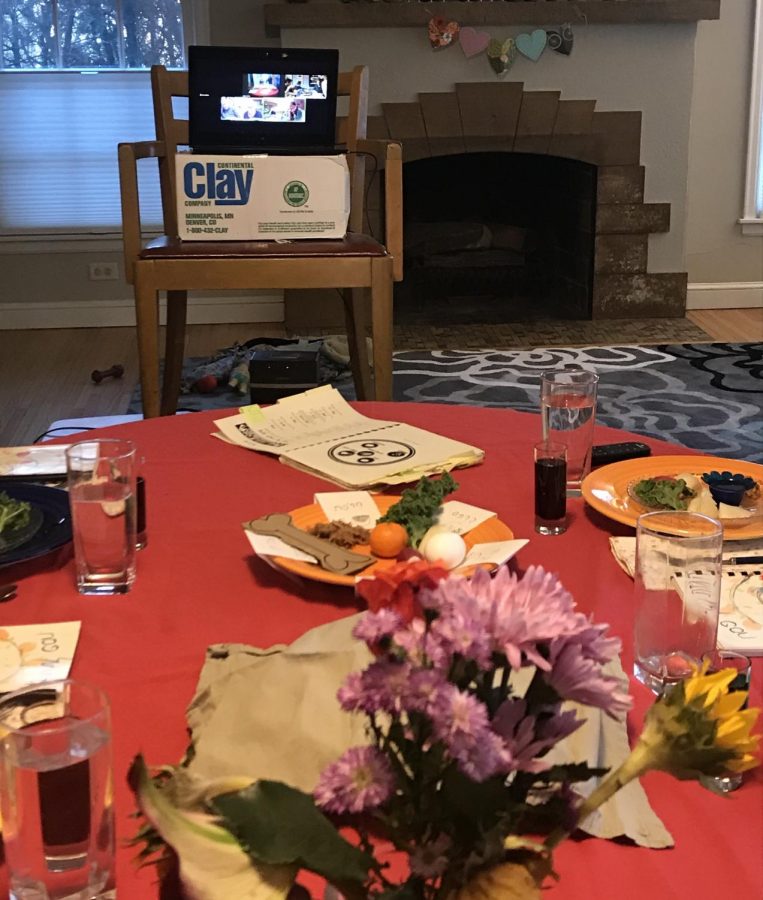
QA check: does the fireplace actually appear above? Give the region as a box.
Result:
[399,151,597,323]
[270,1,719,328]
[366,80,686,320]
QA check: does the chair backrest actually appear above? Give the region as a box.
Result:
[151,64,369,237]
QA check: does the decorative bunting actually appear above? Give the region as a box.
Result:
[423,19,574,76]
[428,16,460,50]
[460,26,491,59]
[487,38,517,76]
[547,23,574,56]
[515,29,548,62]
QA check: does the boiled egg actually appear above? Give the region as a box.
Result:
[419,525,467,570]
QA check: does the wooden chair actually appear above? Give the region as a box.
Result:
[118,65,402,417]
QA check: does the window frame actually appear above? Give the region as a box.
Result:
[0,0,208,247]
[741,0,763,235]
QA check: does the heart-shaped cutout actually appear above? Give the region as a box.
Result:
[547,23,574,56]
[460,26,490,59]
[428,17,460,50]
[516,28,547,62]
[487,38,517,76]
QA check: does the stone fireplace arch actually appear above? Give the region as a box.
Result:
[367,81,686,319]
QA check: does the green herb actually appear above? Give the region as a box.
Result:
[378,472,458,548]
[0,491,31,536]
[632,477,694,511]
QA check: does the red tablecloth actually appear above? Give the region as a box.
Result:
[2,404,761,899]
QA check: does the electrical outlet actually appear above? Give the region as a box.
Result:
[88,262,119,281]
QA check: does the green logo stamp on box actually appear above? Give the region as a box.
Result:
[283,181,309,207]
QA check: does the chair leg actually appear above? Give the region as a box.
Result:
[134,269,161,419]
[161,290,188,416]
[370,256,394,401]
[341,288,372,401]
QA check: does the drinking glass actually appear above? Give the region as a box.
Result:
[66,439,137,595]
[633,511,723,694]
[540,367,599,496]
[534,440,567,535]
[698,650,751,793]
[0,680,115,900]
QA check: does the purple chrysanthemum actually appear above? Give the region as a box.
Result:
[492,699,551,773]
[409,834,452,879]
[337,660,412,714]
[428,683,509,780]
[429,593,493,669]
[314,746,396,814]
[545,641,632,718]
[352,608,403,645]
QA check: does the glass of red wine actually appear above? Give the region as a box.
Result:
[534,440,567,535]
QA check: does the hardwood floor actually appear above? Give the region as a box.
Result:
[0,310,760,447]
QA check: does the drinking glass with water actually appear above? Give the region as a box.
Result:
[0,680,115,900]
[540,367,599,496]
[66,439,137,595]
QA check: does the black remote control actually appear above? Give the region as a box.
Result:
[591,442,651,467]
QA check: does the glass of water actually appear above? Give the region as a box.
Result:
[66,439,137,595]
[633,511,723,695]
[0,680,115,900]
[540,367,599,496]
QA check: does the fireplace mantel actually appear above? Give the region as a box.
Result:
[265,0,720,30]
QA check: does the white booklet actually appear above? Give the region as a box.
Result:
[213,386,484,489]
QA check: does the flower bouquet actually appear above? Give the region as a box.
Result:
[132,562,760,900]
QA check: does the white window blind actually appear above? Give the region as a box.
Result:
[0,70,164,233]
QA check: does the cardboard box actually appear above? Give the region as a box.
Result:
[175,154,350,241]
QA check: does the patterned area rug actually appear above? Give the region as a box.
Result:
[129,343,762,462]
[395,343,762,462]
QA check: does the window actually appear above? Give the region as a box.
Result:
[0,1,202,237]
[741,0,763,233]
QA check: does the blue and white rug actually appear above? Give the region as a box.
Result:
[394,343,762,462]
[129,343,762,462]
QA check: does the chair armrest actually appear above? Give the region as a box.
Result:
[356,139,403,282]
[118,140,166,285]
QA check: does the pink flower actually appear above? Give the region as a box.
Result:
[352,608,403,646]
[314,746,396,814]
[545,641,632,718]
[428,683,509,780]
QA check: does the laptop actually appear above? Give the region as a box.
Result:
[188,46,340,155]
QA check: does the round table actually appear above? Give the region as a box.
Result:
[2,404,761,898]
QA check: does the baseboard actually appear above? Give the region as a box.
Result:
[0,293,285,329]
[686,282,763,310]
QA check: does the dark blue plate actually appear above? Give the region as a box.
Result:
[0,484,72,569]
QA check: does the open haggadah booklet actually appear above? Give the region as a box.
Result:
[213,386,484,489]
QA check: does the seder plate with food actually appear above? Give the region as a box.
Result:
[246,474,516,587]
[0,490,45,556]
[581,455,763,540]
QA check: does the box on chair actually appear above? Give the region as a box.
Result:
[175,154,350,241]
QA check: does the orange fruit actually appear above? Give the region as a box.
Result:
[369,522,409,559]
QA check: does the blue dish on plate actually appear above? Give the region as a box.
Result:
[0,483,72,569]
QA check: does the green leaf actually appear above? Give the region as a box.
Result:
[212,781,374,886]
[130,756,295,900]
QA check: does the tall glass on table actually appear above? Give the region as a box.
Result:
[633,511,723,695]
[0,680,115,900]
[66,438,137,595]
[540,367,599,496]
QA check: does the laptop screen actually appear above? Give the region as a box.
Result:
[189,46,339,153]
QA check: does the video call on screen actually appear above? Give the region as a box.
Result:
[220,73,329,124]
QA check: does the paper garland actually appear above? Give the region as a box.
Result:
[427,17,574,74]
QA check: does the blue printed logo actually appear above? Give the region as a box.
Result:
[183,162,253,206]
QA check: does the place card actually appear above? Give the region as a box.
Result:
[0,622,81,695]
[314,491,381,527]
[437,501,497,535]
[244,530,317,564]
[461,539,529,568]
